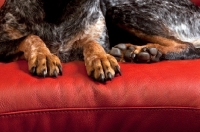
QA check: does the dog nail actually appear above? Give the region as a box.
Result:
[115,57,121,62]
[98,74,105,82]
[31,67,36,75]
[116,66,121,76]
[58,65,63,75]
[53,70,58,77]
[107,72,113,81]
[42,69,47,78]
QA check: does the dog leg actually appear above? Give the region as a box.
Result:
[82,40,121,82]
[18,35,62,77]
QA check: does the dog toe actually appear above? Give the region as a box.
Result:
[114,43,127,50]
[85,54,120,82]
[137,51,151,62]
[28,53,62,77]
[109,47,122,57]
[137,47,162,63]
[46,54,62,77]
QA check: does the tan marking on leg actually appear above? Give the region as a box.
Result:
[18,35,50,60]
[3,24,26,39]
[125,42,187,55]
[143,43,187,54]
[2,13,25,39]
[120,26,189,54]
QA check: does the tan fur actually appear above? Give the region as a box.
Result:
[124,27,188,54]
[3,13,25,39]
[18,35,61,76]
[4,25,23,39]
[82,40,118,80]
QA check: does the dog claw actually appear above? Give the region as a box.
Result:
[98,74,105,82]
[44,70,48,77]
[31,67,36,75]
[53,70,58,77]
[107,72,113,81]
[115,66,121,76]
[58,65,62,75]
[38,69,47,78]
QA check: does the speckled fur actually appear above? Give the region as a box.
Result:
[106,0,200,60]
[0,0,109,62]
[107,0,200,46]
[1,0,200,67]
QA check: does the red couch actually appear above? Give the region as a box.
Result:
[1,0,200,132]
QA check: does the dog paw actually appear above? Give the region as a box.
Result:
[109,43,162,63]
[85,54,121,82]
[28,53,62,77]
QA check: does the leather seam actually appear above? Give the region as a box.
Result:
[0,108,200,118]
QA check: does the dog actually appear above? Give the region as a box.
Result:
[0,0,200,82]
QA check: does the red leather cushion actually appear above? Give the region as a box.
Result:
[0,60,200,131]
[1,60,200,112]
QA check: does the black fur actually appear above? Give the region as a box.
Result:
[0,0,109,62]
[106,0,200,60]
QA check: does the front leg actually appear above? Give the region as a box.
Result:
[18,35,62,77]
[83,40,121,82]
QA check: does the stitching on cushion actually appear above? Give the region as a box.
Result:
[0,108,200,118]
